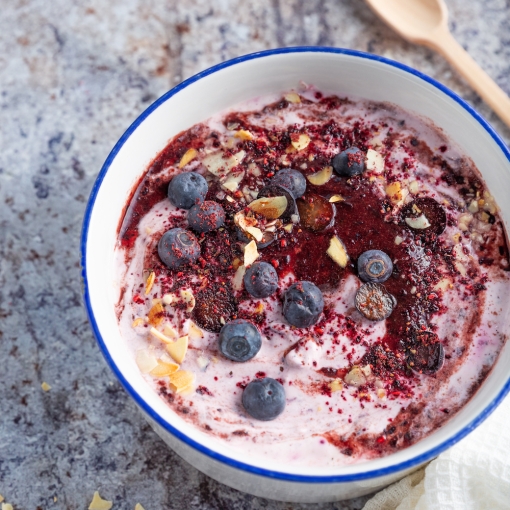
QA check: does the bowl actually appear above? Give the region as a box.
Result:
[81,47,510,503]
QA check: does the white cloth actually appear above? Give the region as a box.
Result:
[363,394,510,510]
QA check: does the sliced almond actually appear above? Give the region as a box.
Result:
[150,326,175,344]
[307,166,333,186]
[365,149,384,173]
[150,359,180,377]
[283,223,293,233]
[329,379,343,392]
[290,133,310,151]
[385,182,404,204]
[166,335,189,364]
[131,317,144,328]
[202,150,245,177]
[188,321,204,339]
[178,148,197,168]
[169,370,195,393]
[248,195,287,219]
[234,129,253,140]
[135,504,146,510]
[88,492,113,510]
[329,194,344,203]
[163,324,178,339]
[221,170,245,192]
[243,240,259,267]
[405,214,431,229]
[180,289,196,313]
[145,271,155,295]
[148,302,164,327]
[136,349,158,373]
[326,236,349,268]
[284,92,301,103]
[232,264,246,291]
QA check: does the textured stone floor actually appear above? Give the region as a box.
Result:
[0,1,509,509]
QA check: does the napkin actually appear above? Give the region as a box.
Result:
[363,394,510,510]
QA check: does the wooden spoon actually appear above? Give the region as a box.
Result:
[365,0,510,128]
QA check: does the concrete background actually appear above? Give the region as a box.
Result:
[0,0,509,508]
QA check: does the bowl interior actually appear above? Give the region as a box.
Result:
[83,48,510,478]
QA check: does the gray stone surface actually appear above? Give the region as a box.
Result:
[0,0,509,508]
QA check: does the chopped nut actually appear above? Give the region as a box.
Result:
[408,180,419,194]
[148,302,164,327]
[41,381,51,392]
[405,214,431,229]
[394,235,404,245]
[162,293,176,305]
[434,279,450,292]
[329,379,343,392]
[248,195,288,219]
[197,355,209,370]
[410,286,417,294]
[468,200,479,213]
[329,194,344,203]
[145,271,155,295]
[131,317,144,328]
[232,264,246,291]
[452,233,461,244]
[169,370,195,393]
[307,166,333,185]
[386,182,408,205]
[135,504,145,510]
[361,365,372,377]
[150,327,175,344]
[290,133,310,151]
[365,149,384,173]
[284,92,301,103]
[188,321,204,339]
[178,148,197,168]
[150,358,180,377]
[166,335,189,364]
[0,495,4,503]
[244,240,259,267]
[180,289,196,313]
[326,235,349,268]
[377,388,387,400]
[344,366,366,387]
[88,492,113,510]
[136,349,159,373]
[283,223,293,233]
[234,129,253,140]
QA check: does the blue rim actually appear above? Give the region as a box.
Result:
[81,46,510,483]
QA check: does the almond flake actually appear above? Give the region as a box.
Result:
[284,92,301,103]
[2,505,13,510]
[197,355,209,370]
[243,240,259,267]
[234,129,253,140]
[329,195,344,203]
[248,196,287,219]
[291,133,310,151]
[232,264,246,291]
[145,271,155,295]
[150,327,175,344]
[178,148,197,168]
[283,223,293,233]
[150,359,180,377]
[166,335,189,364]
[88,491,112,510]
[148,302,164,327]
[221,170,245,192]
[307,166,333,185]
[326,236,349,268]
[169,370,195,393]
[188,321,204,339]
[163,324,178,339]
[180,289,195,312]
[136,349,159,373]
[405,214,431,229]
[329,379,343,392]
[41,381,51,392]
[131,317,144,328]
[365,149,384,173]
[135,504,145,510]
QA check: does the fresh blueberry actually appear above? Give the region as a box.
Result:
[158,228,200,269]
[355,282,396,321]
[358,250,393,283]
[283,281,324,328]
[243,262,278,298]
[270,169,307,198]
[187,200,225,233]
[332,147,365,177]
[167,172,208,209]
[242,377,286,421]
[219,319,262,362]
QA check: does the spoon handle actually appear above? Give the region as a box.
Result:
[430,28,510,128]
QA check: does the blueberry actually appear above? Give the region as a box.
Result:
[243,262,278,298]
[270,169,307,198]
[219,319,262,362]
[332,147,365,177]
[187,200,225,233]
[167,172,208,209]
[355,282,396,321]
[158,228,200,269]
[283,281,324,328]
[242,377,286,421]
[358,250,393,283]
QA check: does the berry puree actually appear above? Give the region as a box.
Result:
[114,88,510,467]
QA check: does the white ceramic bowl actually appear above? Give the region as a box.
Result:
[81,47,510,503]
